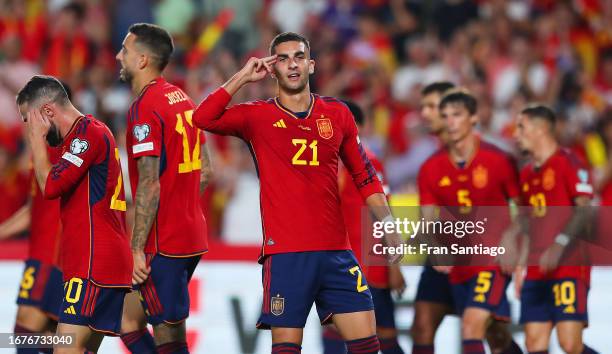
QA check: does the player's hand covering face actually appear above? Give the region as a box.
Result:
[23,106,52,145]
[272,41,314,94]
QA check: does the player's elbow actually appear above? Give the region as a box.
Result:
[43,183,61,200]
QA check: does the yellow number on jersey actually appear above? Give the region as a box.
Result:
[110,148,127,211]
[553,281,576,313]
[529,192,547,217]
[473,271,492,303]
[18,266,36,299]
[349,266,369,293]
[291,139,319,166]
[176,109,202,174]
[65,278,84,304]
[457,189,472,214]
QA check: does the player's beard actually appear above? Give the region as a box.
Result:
[119,67,133,84]
[46,122,63,147]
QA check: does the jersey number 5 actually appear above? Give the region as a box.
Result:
[176,110,202,174]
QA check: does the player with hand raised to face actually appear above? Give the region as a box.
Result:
[18,75,132,354]
[193,32,402,354]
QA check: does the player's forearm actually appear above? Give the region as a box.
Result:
[0,203,31,239]
[222,72,250,97]
[31,141,51,194]
[193,88,233,130]
[199,144,213,194]
[132,157,160,251]
[365,193,393,221]
[558,197,592,244]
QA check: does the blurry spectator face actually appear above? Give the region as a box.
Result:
[272,41,314,94]
[514,113,549,155]
[441,103,477,144]
[116,33,141,85]
[421,92,444,134]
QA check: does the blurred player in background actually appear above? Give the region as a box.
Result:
[116,23,212,354]
[193,31,401,354]
[411,81,457,354]
[18,75,132,353]
[514,105,598,354]
[0,82,72,354]
[417,89,523,354]
[321,100,406,354]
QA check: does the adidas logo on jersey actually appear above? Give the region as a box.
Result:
[64,305,76,315]
[273,119,287,128]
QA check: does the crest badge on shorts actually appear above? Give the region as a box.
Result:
[271,295,285,316]
[316,116,333,139]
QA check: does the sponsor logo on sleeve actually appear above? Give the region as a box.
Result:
[70,138,89,155]
[133,124,151,142]
[62,152,83,167]
[576,169,593,194]
[132,142,154,154]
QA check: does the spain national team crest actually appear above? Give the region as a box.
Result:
[543,168,556,191]
[472,165,488,189]
[316,116,333,139]
[271,295,285,316]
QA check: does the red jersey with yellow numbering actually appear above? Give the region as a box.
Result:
[193,88,384,260]
[520,148,592,283]
[340,148,389,287]
[29,146,61,266]
[126,77,208,257]
[44,115,132,287]
[417,139,520,284]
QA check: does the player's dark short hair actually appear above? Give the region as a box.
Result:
[270,32,310,55]
[521,104,556,126]
[16,75,70,107]
[439,88,477,115]
[422,81,455,97]
[128,23,174,71]
[342,100,365,127]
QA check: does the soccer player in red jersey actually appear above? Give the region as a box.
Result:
[322,100,407,354]
[0,149,63,354]
[193,32,399,354]
[417,89,523,354]
[116,23,211,354]
[18,75,132,353]
[513,105,599,354]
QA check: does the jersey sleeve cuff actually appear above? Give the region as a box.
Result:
[358,180,384,200]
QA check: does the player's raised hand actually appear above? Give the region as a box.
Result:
[223,56,277,95]
[388,264,407,298]
[132,250,151,285]
[538,242,564,274]
[25,109,50,144]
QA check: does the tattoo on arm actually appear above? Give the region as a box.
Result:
[132,156,160,250]
[200,144,213,194]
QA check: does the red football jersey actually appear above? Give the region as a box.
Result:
[520,148,592,283]
[126,77,208,257]
[193,88,384,259]
[29,147,61,266]
[340,148,389,287]
[45,115,132,287]
[417,139,520,284]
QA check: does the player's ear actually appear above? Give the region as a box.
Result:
[308,59,315,75]
[138,54,147,70]
[470,114,479,126]
[41,103,54,118]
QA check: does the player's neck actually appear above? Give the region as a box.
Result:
[277,87,312,112]
[533,140,558,167]
[449,133,477,163]
[132,72,161,95]
[57,105,85,138]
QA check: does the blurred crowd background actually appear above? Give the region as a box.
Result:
[2,0,612,245]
